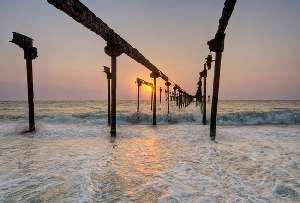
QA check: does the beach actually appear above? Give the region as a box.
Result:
[1,0,299,202]
[0,101,299,202]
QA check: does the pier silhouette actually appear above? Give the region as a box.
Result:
[10,0,237,140]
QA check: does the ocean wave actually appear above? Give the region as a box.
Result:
[218,110,300,125]
[124,112,201,124]
[0,110,299,125]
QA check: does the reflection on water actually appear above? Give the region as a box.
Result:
[111,135,175,202]
[0,127,177,202]
[113,135,170,179]
[1,125,299,202]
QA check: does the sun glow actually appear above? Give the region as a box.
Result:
[143,85,153,94]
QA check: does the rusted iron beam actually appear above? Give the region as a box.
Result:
[136,78,143,112]
[196,79,202,106]
[159,87,162,104]
[200,64,208,125]
[10,32,38,132]
[208,0,237,140]
[103,66,111,124]
[47,0,172,81]
[150,71,160,125]
[165,81,171,114]
[136,77,153,112]
[104,43,123,137]
[151,88,153,111]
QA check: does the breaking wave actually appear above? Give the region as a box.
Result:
[217,110,300,125]
[126,109,300,125]
[1,109,300,126]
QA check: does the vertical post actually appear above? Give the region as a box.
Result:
[111,55,117,135]
[179,91,181,109]
[203,65,207,125]
[174,89,177,103]
[165,81,171,114]
[210,52,222,139]
[107,76,111,124]
[208,0,237,141]
[182,92,184,108]
[150,71,159,125]
[177,91,179,106]
[10,32,37,133]
[137,84,140,112]
[150,87,153,111]
[208,33,226,140]
[26,58,35,132]
[159,87,162,104]
[181,92,183,108]
[178,90,181,108]
[103,66,111,125]
[153,77,157,125]
[105,43,123,137]
[179,91,182,109]
[177,92,179,108]
[167,86,170,113]
[196,80,202,107]
[186,94,188,107]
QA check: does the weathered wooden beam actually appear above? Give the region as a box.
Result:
[208,0,237,140]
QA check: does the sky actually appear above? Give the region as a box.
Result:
[0,0,299,100]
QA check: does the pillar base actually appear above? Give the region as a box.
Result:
[29,126,35,132]
[110,128,116,137]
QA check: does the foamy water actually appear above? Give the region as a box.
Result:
[0,100,299,202]
[1,100,299,126]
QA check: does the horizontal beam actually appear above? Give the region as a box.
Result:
[47,0,172,80]
[217,0,237,35]
[10,32,33,49]
[137,77,153,87]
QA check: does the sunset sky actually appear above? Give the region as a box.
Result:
[0,0,299,100]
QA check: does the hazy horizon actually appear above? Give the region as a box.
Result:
[1,0,300,100]
[1,99,300,102]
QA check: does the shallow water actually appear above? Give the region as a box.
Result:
[0,100,300,202]
[0,124,299,202]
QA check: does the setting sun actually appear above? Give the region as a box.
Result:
[1,0,299,202]
[143,85,153,94]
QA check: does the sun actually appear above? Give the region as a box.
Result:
[143,85,153,94]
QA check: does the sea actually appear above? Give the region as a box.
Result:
[0,100,299,202]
